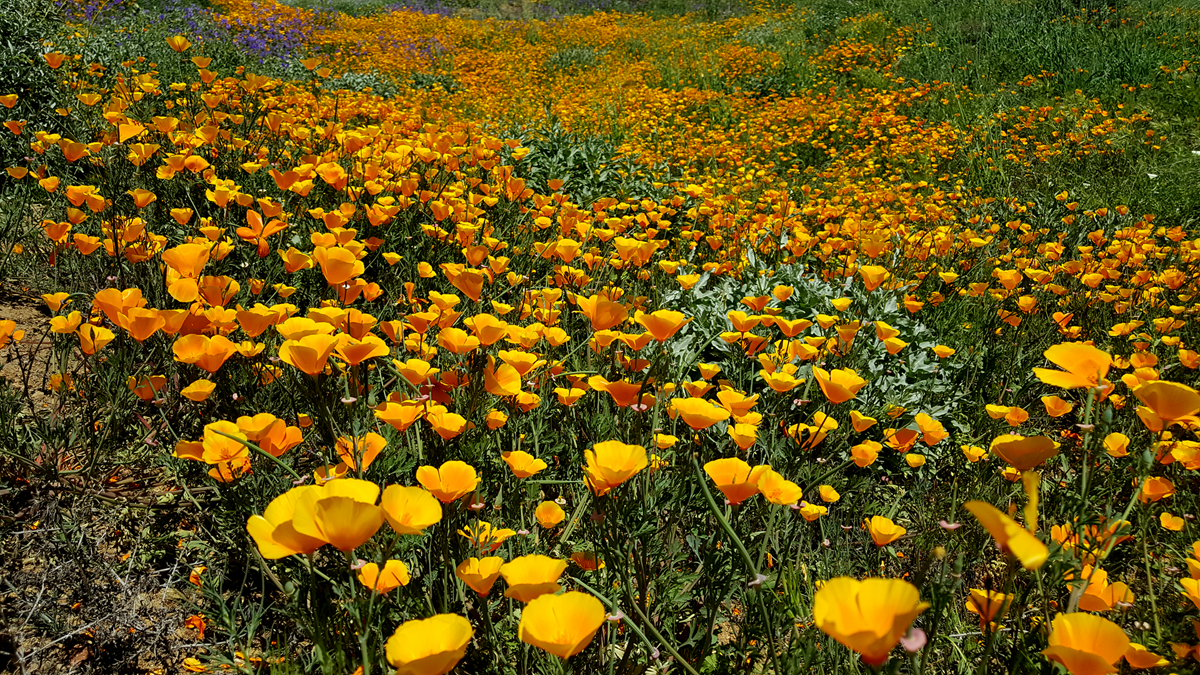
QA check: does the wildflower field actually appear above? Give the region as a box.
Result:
[3,0,1200,671]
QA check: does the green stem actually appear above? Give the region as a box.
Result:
[692,455,758,578]
[570,576,701,675]
[801,455,854,495]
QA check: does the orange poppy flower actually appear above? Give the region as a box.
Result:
[502,450,547,478]
[989,435,1059,472]
[535,501,565,528]
[813,367,867,404]
[380,485,442,535]
[813,577,928,667]
[1133,381,1200,430]
[426,408,468,440]
[437,327,480,355]
[333,334,389,366]
[278,334,339,376]
[703,457,768,504]
[246,485,326,559]
[964,501,1047,570]
[576,294,628,331]
[456,556,504,596]
[500,554,567,603]
[1033,343,1113,392]
[588,376,649,408]
[635,309,689,341]
[416,461,480,503]
[311,246,364,285]
[1041,613,1129,675]
[375,399,425,433]
[78,324,115,355]
[519,591,606,659]
[335,433,386,471]
[865,515,906,547]
[671,397,732,430]
[584,440,648,496]
[292,478,385,552]
[173,334,238,373]
[357,560,410,594]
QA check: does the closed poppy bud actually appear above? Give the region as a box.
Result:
[813,577,929,666]
[535,501,565,528]
[866,515,906,547]
[1041,613,1129,675]
[502,450,547,478]
[500,554,567,602]
[819,485,841,502]
[385,614,473,675]
[416,461,480,503]
[380,485,442,535]
[292,478,384,552]
[357,560,410,594]
[456,557,504,596]
[518,591,605,658]
[905,453,926,468]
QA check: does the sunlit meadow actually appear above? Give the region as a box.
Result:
[1,0,1200,672]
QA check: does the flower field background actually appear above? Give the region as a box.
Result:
[2,0,1200,671]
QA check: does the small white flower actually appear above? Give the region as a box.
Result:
[1147,173,1158,179]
